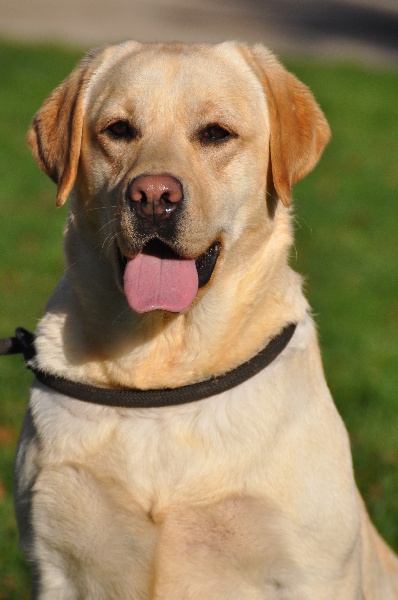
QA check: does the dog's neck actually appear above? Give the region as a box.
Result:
[33,206,308,389]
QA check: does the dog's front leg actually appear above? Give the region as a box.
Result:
[151,496,366,600]
[152,496,285,599]
[14,408,77,600]
[14,408,44,600]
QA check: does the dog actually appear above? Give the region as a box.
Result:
[14,41,398,599]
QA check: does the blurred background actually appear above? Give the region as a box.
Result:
[1,0,398,65]
[0,1,397,597]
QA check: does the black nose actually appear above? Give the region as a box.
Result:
[128,174,183,223]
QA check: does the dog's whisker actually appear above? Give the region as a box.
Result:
[112,306,131,326]
[292,217,303,231]
[265,189,278,202]
[97,218,117,234]
[85,204,118,211]
[100,232,117,258]
[294,215,313,234]
[104,235,118,259]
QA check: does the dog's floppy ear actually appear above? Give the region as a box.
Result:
[27,48,105,207]
[240,45,331,207]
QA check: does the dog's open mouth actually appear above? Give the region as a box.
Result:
[118,239,221,313]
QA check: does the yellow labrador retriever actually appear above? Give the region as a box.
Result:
[14,41,398,599]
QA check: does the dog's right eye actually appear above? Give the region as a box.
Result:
[105,121,136,140]
[200,124,232,144]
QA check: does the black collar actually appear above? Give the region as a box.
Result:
[2,323,296,408]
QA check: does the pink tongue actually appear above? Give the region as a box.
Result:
[123,252,199,313]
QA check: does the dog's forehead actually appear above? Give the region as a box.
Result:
[86,42,267,124]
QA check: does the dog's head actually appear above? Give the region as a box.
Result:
[28,42,330,315]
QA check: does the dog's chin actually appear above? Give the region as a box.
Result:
[116,238,221,313]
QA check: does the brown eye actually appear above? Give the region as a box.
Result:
[106,121,136,140]
[200,124,233,144]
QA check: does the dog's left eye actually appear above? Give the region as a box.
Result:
[105,121,136,140]
[200,125,233,144]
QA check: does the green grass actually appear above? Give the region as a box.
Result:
[0,40,397,597]
[0,41,81,600]
[290,59,398,544]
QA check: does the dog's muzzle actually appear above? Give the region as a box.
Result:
[115,173,222,313]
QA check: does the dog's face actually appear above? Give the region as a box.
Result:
[28,42,330,314]
[79,44,271,312]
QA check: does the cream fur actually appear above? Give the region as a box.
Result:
[15,41,398,599]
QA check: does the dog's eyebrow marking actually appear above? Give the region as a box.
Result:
[195,101,241,126]
[95,111,134,131]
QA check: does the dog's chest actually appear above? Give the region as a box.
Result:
[27,367,360,599]
[32,451,300,599]
[30,387,303,597]
[34,384,265,510]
